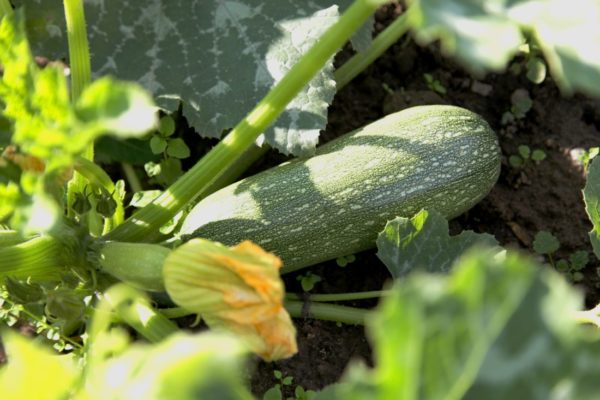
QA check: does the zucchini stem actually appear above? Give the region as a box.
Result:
[0,235,67,281]
[159,301,369,326]
[335,12,409,89]
[103,0,383,242]
[286,290,391,302]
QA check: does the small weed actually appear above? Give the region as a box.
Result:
[501,88,533,125]
[509,145,546,168]
[336,254,356,267]
[533,231,589,282]
[263,370,316,400]
[578,147,599,174]
[296,272,322,292]
[423,73,446,95]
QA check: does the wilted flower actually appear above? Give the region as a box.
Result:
[163,238,297,361]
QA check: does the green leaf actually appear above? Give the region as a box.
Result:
[150,135,168,155]
[166,137,190,159]
[75,76,158,138]
[583,157,600,259]
[83,332,253,400]
[317,249,600,399]
[95,137,159,165]
[263,386,283,400]
[533,231,560,255]
[158,115,176,137]
[0,10,157,170]
[531,149,546,162]
[508,155,523,168]
[569,250,589,271]
[517,145,531,159]
[20,0,365,156]
[0,331,77,400]
[510,0,600,97]
[406,0,600,96]
[376,209,499,278]
[405,0,523,74]
[526,56,547,84]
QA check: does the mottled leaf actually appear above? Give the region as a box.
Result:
[17,0,368,156]
[583,157,600,259]
[376,209,499,278]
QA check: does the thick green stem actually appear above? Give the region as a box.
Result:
[286,290,390,302]
[63,0,91,103]
[335,12,409,89]
[0,235,66,281]
[91,241,170,292]
[0,230,27,247]
[87,284,177,360]
[0,0,13,17]
[104,0,383,242]
[285,300,367,325]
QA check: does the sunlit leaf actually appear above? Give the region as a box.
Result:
[17,0,368,156]
[583,157,600,258]
[0,331,76,400]
[316,249,600,399]
[376,209,499,278]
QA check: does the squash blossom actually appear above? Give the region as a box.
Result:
[163,238,297,361]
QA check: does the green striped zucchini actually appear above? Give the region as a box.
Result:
[180,105,501,272]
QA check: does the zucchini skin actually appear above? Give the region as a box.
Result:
[180,105,501,272]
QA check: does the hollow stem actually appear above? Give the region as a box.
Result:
[159,301,368,326]
[121,163,143,194]
[0,230,27,247]
[335,12,409,89]
[63,0,91,103]
[284,300,367,325]
[0,235,67,281]
[104,0,383,242]
[286,290,391,302]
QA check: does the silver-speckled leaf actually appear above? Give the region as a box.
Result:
[17,0,363,156]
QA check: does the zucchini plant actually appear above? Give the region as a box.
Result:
[1,0,600,398]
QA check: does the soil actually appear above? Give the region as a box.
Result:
[248,3,600,397]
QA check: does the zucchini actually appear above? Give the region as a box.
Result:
[180,105,500,272]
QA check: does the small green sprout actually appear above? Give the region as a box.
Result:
[578,147,599,174]
[533,231,588,282]
[423,73,446,95]
[336,254,356,267]
[509,145,546,168]
[150,115,190,159]
[501,88,533,124]
[296,272,322,292]
[263,370,316,400]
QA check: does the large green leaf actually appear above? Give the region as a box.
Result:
[376,209,498,278]
[406,0,600,96]
[0,10,157,169]
[315,249,600,400]
[17,0,364,156]
[583,157,600,258]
